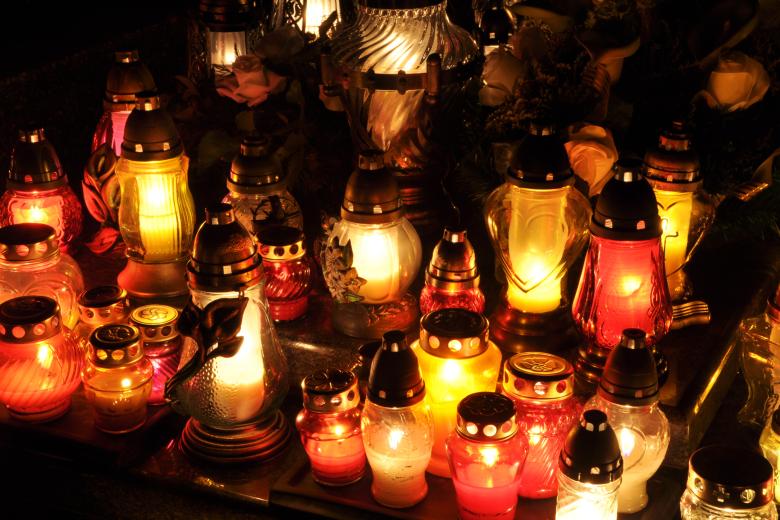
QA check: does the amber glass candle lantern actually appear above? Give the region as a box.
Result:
[166,203,290,463]
[644,121,716,302]
[296,368,366,486]
[130,305,182,406]
[0,296,82,422]
[573,161,672,386]
[74,285,130,352]
[0,223,84,330]
[501,352,580,499]
[322,151,422,339]
[323,0,478,230]
[484,124,591,354]
[222,134,303,234]
[92,50,156,157]
[362,330,434,508]
[411,309,502,477]
[0,128,83,252]
[256,225,313,321]
[556,409,623,520]
[115,93,196,299]
[83,324,153,433]
[587,329,670,513]
[419,227,485,315]
[446,392,527,520]
[680,446,777,520]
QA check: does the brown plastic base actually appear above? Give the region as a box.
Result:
[117,258,189,299]
[180,411,291,465]
[575,342,669,393]
[490,299,581,356]
[331,293,419,340]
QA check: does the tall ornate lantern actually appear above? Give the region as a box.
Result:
[484,124,591,354]
[115,93,196,299]
[273,0,341,37]
[166,204,290,463]
[322,0,479,231]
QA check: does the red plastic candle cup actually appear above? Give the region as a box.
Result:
[130,305,182,406]
[257,225,313,322]
[296,369,366,486]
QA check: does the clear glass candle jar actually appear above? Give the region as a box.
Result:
[446,392,527,520]
[362,330,434,508]
[256,225,313,322]
[83,324,153,434]
[501,352,580,498]
[411,309,502,477]
[296,369,366,486]
[680,446,777,520]
[0,223,84,330]
[0,128,83,252]
[0,296,82,422]
[74,285,130,353]
[130,305,182,406]
[760,409,780,504]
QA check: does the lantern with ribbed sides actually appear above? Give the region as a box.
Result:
[484,124,591,354]
[115,93,196,299]
[165,204,290,463]
[322,0,478,231]
[573,161,672,387]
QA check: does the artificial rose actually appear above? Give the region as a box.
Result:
[702,51,770,112]
[479,46,525,106]
[216,54,287,107]
[565,124,617,196]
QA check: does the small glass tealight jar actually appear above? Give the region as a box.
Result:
[296,368,366,486]
[446,392,527,520]
[501,352,580,498]
[74,285,130,353]
[556,409,623,520]
[760,409,780,504]
[130,305,182,406]
[83,324,153,434]
[680,446,777,520]
[257,225,313,321]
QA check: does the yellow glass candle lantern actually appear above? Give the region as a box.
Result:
[322,151,422,338]
[644,121,716,302]
[83,324,154,434]
[166,204,290,463]
[411,309,502,477]
[484,124,591,354]
[115,93,196,299]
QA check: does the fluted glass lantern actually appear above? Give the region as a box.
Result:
[115,93,196,299]
[0,128,83,252]
[573,161,672,386]
[484,124,591,354]
[166,204,290,463]
[322,151,422,338]
[323,0,478,230]
[644,121,716,302]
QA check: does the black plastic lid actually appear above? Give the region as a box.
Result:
[121,92,183,161]
[479,1,513,48]
[8,127,67,189]
[104,50,156,110]
[598,329,660,405]
[228,134,284,194]
[559,409,623,484]
[456,392,518,442]
[687,446,774,510]
[367,330,426,407]
[591,159,662,240]
[507,125,574,188]
[341,150,403,224]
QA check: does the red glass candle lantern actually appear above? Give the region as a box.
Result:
[419,227,485,315]
[296,368,366,486]
[572,161,672,386]
[0,296,82,422]
[92,50,156,157]
[257,225,313,321]
[130,305,182,406]
[74,285,130,353]
[446,392,527,520]
[83,324,154,433]
[501,352,580,499]
[0,128,83,252]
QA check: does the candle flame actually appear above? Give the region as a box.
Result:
[480,446,499,468]
[619,427,636,458]
[620,276,642,296]
[121,378,132,389]
[388,429,404,450]
[36,344,53,369]
[528,424,542,447]
[26,205,48,223]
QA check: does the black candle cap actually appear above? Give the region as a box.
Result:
[121,92,182,161]
[598,329,660,405]
[559,409,623,484]
[507,125,573,188]
[367,330,426,407]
